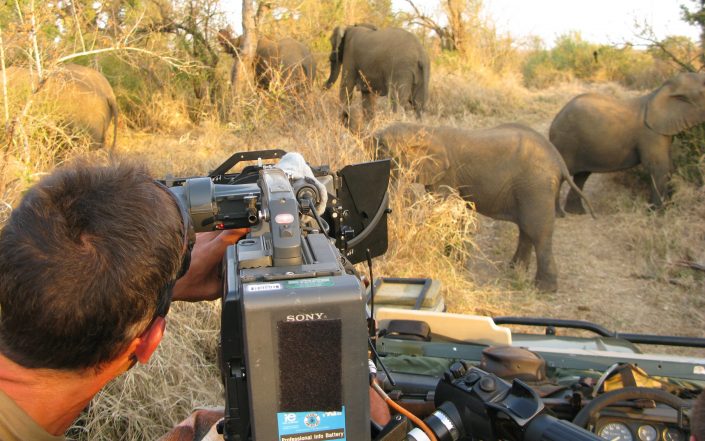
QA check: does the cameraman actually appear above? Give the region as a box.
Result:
[0,161,390,440]
[0,162,247,440]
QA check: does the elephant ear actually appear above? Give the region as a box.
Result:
[645,73,705,135]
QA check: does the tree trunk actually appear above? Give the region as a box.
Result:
[699,0,705,66]
[232,0,258,94]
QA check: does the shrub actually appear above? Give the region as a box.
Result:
[673,123,705,186]
[521,32,677,90]
[595,45,668,89]
[523,50,573,88]
[550,31,600,79]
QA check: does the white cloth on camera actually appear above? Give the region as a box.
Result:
[275,152,328,215]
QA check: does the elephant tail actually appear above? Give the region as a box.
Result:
[561,168,596,219]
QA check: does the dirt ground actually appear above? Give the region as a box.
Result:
[462,161,705,358]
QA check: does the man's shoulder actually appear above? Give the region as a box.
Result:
[0,388,65,441]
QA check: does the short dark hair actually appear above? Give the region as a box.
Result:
[0,162,184,370]
[694,391,705,440]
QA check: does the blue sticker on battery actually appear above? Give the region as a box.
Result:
[277,407,346,441]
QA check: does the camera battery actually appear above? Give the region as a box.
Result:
[240,273,370,441]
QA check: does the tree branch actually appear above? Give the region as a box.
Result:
[636,23,697,72]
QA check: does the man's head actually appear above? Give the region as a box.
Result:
[0,162,185,371]
[692,391,705,441]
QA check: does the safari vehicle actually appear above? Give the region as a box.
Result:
[370,279,705,441]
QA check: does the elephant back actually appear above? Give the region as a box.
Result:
[276,38,316,82]
[0,67,37,111]
[549,93,644,173]
[346,27,428,98]
[43,64,117,147]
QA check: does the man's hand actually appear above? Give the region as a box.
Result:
[172,229,249,302]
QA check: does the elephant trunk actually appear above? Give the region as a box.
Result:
[325,53,341,90]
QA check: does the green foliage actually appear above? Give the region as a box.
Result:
[258,0,396,57]
[522,32,674,89]
[598,45,671,89]
[673,123,705,186]
[647,35,702,73]
[522,32,595,88]
[522,49,572,88]
[680,0,705,33]
[550,31,599,78]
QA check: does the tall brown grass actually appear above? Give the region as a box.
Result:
[1,51,704,440]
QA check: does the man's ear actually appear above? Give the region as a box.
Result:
[134,317,166,364]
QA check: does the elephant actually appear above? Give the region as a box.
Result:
[218,30,316,92]
[373,122,594,292]
[325,24,430,122]
[549,72,705,213]
[2,64,118,149]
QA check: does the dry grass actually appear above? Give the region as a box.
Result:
[1,63,704,439]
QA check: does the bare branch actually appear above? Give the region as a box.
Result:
[635,22,697,72]
[403,0,444,34]
[0,26,9,125]
[645,36,696,72]
[69,0,86,52]
[28,0,42,79]
[56,46,195,70]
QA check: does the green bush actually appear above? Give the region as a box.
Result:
[550,32,599,79]
[673,123,705,186]
[596,45,667,89]
[523,50,572,88]
[522,32,596,88]
[91,53,230,131]
[521,31,674,89]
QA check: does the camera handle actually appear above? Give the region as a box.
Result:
[209,149,287,179]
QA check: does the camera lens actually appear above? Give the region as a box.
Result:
[407,402,463,441]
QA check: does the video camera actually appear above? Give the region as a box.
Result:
[165,150,390,441]
[163,150,601,441]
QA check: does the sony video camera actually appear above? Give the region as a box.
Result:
[164,150,391,441]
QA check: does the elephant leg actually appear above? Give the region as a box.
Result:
[510,228,532,269]
[518,199,558,292]
[362,91,377,120]
[390,81,412,114]
[533,232,558,292]
[565,171,590,215]
[639,143,672,208]
[339,72,356,125]
[555,188,566,218]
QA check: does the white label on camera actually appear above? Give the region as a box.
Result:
[246,283,282,292]
[275,213,295,224]
[694,366,705,375]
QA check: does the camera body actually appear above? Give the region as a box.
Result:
[401,365,600,441]
[166,151,390,441]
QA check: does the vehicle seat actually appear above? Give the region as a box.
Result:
[375,308,512,346]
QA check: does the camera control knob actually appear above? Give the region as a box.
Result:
[449,361,467,379]
[463,372,481,386]
[479,376,496,393]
